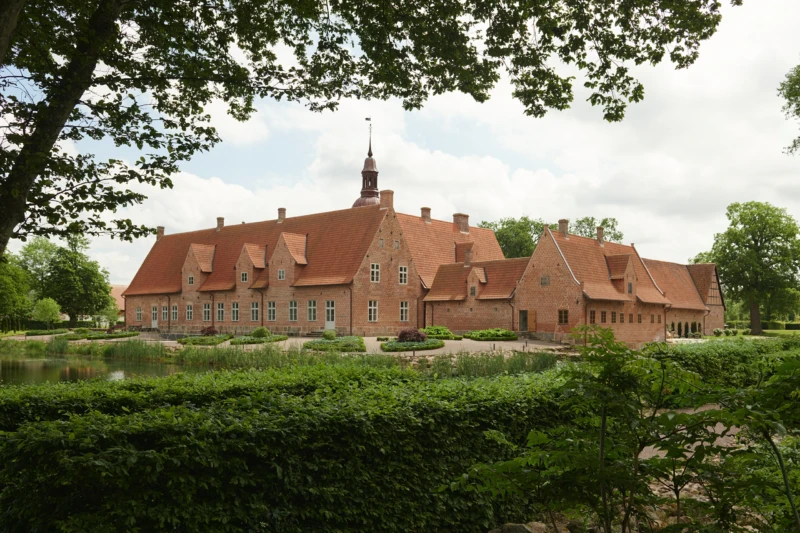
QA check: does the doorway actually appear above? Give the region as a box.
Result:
[519,310,528,332]
[325,300,335,330]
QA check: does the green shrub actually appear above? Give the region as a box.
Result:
[376,336,389,342]
[421,325,457,339]
[464,328,517,341]
[86,332,140,340]
[322,329,337,340]
[44,336,68,355]
[743,328,752,335]
[73,328,90,334]
[304,336,366,352]
[730,328,739,336]
[25,328,68,337]
[381,339,445,352]
[713,328,723,337]
[0,370,563,532]
[250,326,270,338]
[229,335,288,345]
[762,320,786,331]
[177,334,232,346]
[786,323,800,331]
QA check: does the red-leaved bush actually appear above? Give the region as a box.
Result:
[398,328,427,343]
[200,326,219,336]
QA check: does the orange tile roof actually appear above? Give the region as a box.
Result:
[549,229,669,305]
[425,257,529,302]
[110,285,127,310]
[686,264,716,303]
[455,242,474,263]
[250,266,269,289]
[396,213,504,287]
[190,244,215,273]
[124,205,387,296]
[605,255,630,279]
[643,259,707,311]
[282,233,308,265]
[243,244,266,269]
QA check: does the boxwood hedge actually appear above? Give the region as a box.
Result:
[229,334,289,345]
[303,336,366,352]
[24,328,68,336]
[0,369,563,532]
[463,328,517,341]
[381,339,445,352]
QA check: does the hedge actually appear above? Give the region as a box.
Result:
[65,331,140,341]
[787,323,800,331]
[464,328,517,341]
[0,370,564,532]
[381,339,445,352]
[24,328,68,337]
[229,335,289,345]
[303,336,366,352]
[177,334,233,346]
[762,320,786,331]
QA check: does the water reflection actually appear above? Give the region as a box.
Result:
[0,355,203,385]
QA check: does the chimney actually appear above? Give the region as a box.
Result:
[156,226,164,242]
[380,189,394,209]
[453,213,470,234]
[464,248,473,267]
[216,217,224,231]
[596,226,605,246]
[558,219,569,238]
[421,207,432,224]
[278,207,286,223]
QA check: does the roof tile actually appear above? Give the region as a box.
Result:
[425,257,529,301]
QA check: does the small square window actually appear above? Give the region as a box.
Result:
[540,276,550,287]
[188,275,194,286]
[589,310,596,324]
[601,311,607,323]
[278,269,285,281]
[241,272,248,283]
[558,309,569,325]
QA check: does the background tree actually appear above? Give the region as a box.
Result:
[779,62,800,155]
[0,0,740,258]
[0,253,31,330]
[480,216,624,258]
[689,251,715,264]
[31,297,60,329]
[17,236,58,298]
[43,243,111,327]
[711,202,800,335]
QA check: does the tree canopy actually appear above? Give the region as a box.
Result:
[31,297,60,328]
[710,201,800,334]
[480,216,624,258]
[779,62,800,155]
[0,253,31,327]
[17,237,58,298]
[0,0,741,257]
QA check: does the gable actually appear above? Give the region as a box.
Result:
[643,259,707,311]
[425,257,529,302]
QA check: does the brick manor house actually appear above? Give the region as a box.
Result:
[123,143,724,345]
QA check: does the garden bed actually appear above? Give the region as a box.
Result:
[230,335,289,345]
[303,336,366,352]
[381,339,445,352]
[463,328,517,341]
[25,329,68,337]
[177,334,233,346]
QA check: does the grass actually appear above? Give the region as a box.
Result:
[0,339,47,357]
[417,351,559,377]
[763,330,800,337]
[0,331,25,338]
[25,328,69,337]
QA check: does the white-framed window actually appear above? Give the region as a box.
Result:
[289,301,298,321]
[241,272,248,283]
[326,300,335,323]
[399,265,408,285]
[268,301,276,321]
[203,303,211,322]
[251,302,259,321]
[152,306,158,321]
[188,275,194,286]
[172,305,178,321]
[136,307,142,321]
[186,304,193,321]
[308,300,317,321]
[278,269,285,280]
[231,302,239,322]
[217,302,224,322]
[368,300,378,322]
[162,306,168,321]
[370,263,380,282]
[400,301,409,322]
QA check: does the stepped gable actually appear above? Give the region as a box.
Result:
[548,229,670,305]
[424,257,529,302]
[123,205,387,296]
[396,213,504,288]
[642,259,708,311]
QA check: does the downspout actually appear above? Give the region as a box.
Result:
[664,304,671,341]
[167,295,171,333]
[211,293,215,328]
[346,284,353,336]
[260,290,265,327]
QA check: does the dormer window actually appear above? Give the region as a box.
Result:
[470,286,476,297]
[627,282,632,294]
[188,275,194,286]
[241,272,248,283]
[278,269,285,280]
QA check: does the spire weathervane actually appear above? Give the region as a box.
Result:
[365,117,372,156]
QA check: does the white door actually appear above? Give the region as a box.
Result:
[151,306,158,329]
[325,300,335,330]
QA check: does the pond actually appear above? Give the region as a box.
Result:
[0,355,205,385]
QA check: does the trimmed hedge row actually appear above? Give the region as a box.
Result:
[0,370,563,532]
[24,328,68,336]
[303,336,366,352]
[381,339,445,352]
[464,328,517,341]
[229,335,288,345]
[65,331,140,341]
[177,334,233,345]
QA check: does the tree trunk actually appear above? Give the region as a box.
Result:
[750,298,763,335]
[0,0,123,258]
[0,0,26,66]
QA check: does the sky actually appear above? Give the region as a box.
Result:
[8,0,800,285]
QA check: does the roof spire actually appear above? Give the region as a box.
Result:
[353,117,380,208]
[367,117,373,157]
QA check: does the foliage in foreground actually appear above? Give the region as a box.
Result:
[303,336,366,353]
[0,366,563,531]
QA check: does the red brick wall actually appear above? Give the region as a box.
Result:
[586,301,667,345]
[665,309,708,337]
[706,305,725,332]
[426,299,514,333]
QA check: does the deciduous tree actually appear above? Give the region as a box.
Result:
[0,0,741,257]
[0,253,31,328]
[31,297,60,329]
[711,202,800,335]
[17,236,58,298]
[779,62,800,155]
[43,245,111,327]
